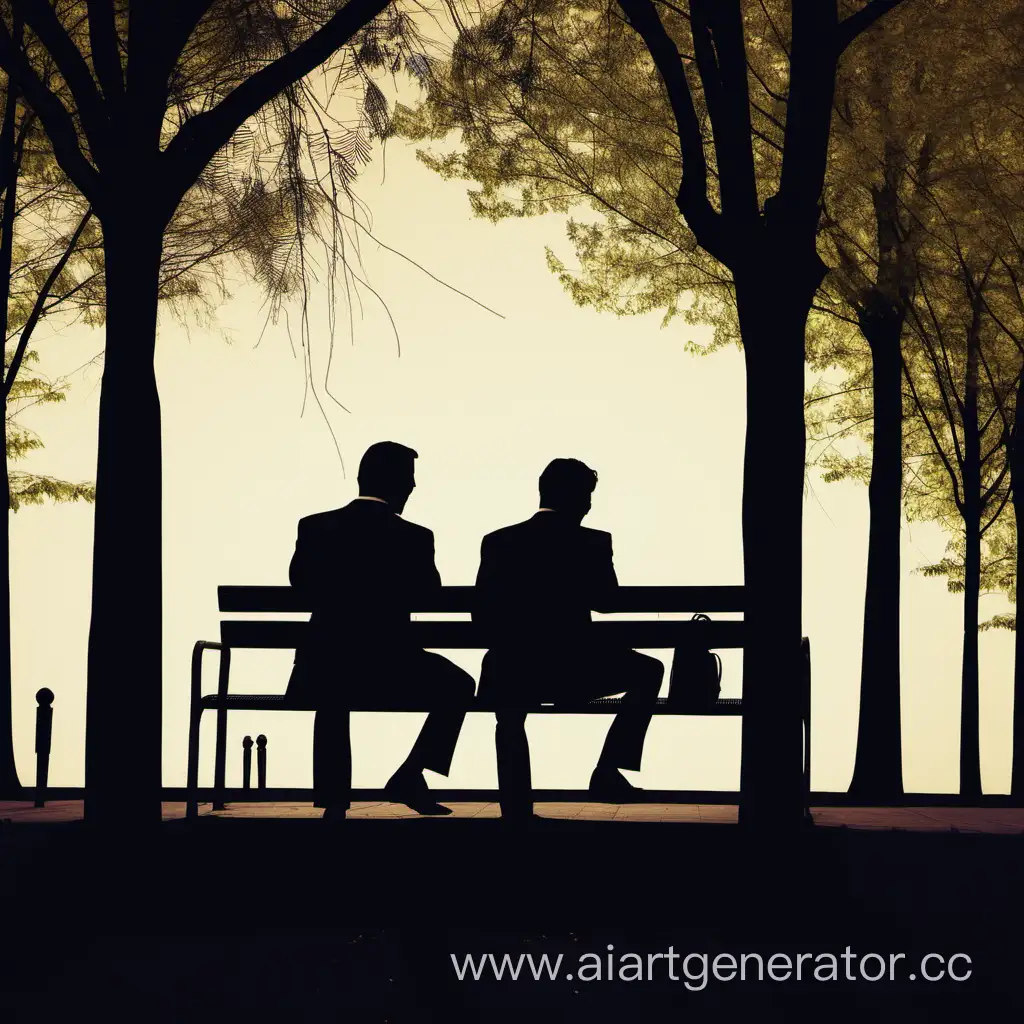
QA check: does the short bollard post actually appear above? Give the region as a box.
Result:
[242,735,254,791]
[256,734,268,791]
[34,688,54,808]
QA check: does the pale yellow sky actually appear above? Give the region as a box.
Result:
[8,140,1016,796]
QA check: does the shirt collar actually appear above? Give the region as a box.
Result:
[354,495,388,504]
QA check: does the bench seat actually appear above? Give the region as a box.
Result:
[199,693,746,714]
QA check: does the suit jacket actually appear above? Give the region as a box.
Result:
[286,499,441,703]
[473,511,619,651]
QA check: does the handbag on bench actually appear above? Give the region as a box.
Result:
[665,613,722,711]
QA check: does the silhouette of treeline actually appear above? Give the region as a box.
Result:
[0,0,439,818]
[397,0,1024,803]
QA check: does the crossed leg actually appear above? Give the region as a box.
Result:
[313,649,475,814]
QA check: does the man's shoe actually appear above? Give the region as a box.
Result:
[313,793,350,811]
[384,768,454,816]
[499,810,540,824]
[588,766,640,802]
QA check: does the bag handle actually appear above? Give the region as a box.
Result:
[691,613,721,681]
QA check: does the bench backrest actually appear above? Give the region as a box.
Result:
[217,585,746,650]
[218,585,744,614]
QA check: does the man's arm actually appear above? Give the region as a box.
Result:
[473,535,495,592]
[398,526,443,611]
[415,528,444,602]
[288,518,314,594]
[592,532,620,614]
[472,534,502,633]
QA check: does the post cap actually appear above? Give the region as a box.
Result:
[36,688,54,706]
[256,734,268,748]
[242,735,254,748]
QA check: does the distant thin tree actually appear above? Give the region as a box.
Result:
[903,259,1015,798]
[815,143,1024,796]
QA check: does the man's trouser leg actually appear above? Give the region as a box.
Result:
[495,709,533,818]
[593,651,663,772]
[313,707,351,810]
[400,651,474,776]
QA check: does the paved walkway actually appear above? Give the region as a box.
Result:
[3,800,1024,832]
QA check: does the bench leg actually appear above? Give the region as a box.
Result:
[495,711,533,818]
[213,703,228,811]
[186,705,202,820]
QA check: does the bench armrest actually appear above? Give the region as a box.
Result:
[190,640,232,712]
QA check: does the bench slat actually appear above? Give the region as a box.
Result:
[218,584,745,614]
[199,694,745,715]
[219,619,746,650]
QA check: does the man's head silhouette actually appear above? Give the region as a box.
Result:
[538,458,598,522]
[358,441,418,514]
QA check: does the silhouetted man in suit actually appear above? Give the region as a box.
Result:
[474,458,663,818]
[287,441,474,819]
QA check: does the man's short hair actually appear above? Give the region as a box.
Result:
[539,458,598,508]
[358,441,418,493]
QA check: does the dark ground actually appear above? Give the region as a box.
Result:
[2,816,1021,1022]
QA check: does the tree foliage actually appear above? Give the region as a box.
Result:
[401,0,1024,603]
[810,0,1024,623]
[1,2,442,510]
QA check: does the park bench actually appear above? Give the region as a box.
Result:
[187,586,811,818]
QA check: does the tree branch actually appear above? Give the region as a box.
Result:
[903,346,965,513]
[87,0,124,102]
[775,0,839,224]
[836,0,906,55]
[146,0,216,97]
[13,0,109,154]
[616,0,727,263]
[3,208,93,400]
[690,0,759,224]
[981,467,1012,533]
[164,0,391,201]
[0,17,102,201]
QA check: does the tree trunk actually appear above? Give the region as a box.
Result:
[848,313,904,799]
[735,273,812,832]
[960,510,982,799]
[84,209,165,824]
[1011,415,1023,798]
[0,55,23,797]
[960,346,982,800]
[0,419,20,796]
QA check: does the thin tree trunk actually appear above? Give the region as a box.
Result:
[960,342,982,800]
[849,313,904,799]
[735,274,811,832]
[961,509,982,799]
[1011,421,1023,798]
[0,48,22,796]
[84,208,165,824]
[0,416,18,796]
